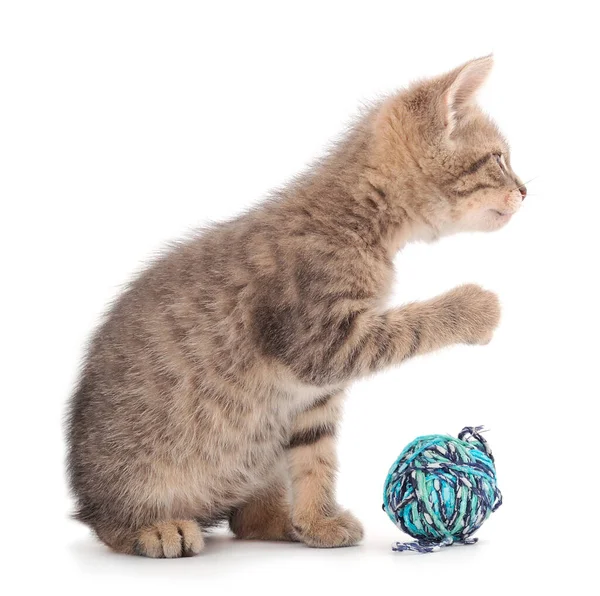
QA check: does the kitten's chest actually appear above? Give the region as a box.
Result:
[279,378,345,417]
[377,260,396,308]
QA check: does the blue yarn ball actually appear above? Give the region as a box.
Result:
[383,426,502,553]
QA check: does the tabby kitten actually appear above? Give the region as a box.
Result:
[67,56,525,557]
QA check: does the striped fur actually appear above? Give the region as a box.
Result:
[66,56,523,557]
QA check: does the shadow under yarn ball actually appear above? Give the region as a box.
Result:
[383,426,502,553]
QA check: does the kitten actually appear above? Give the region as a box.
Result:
[67,56,525,557]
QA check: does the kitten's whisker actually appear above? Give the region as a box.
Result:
[513,176,538,192]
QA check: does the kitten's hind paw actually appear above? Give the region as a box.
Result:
[134,520,204,558]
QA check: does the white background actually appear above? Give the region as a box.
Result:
[1,1,598,594]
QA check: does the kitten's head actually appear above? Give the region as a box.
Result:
[375,56,525,238]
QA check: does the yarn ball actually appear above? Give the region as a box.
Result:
[383,426,502,553]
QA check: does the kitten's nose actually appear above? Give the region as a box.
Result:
[519,185,527,200]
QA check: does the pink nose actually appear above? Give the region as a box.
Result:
[519,185,527,200]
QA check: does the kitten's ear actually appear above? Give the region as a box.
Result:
[443,55,493,134]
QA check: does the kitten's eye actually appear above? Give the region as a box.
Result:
[494,153,507,172]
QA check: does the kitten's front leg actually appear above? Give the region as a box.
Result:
[347,283,501,377]
[291,283,501,385]
[287,391,364,548]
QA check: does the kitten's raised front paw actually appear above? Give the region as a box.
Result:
[292,510,364,548]
[134,520,204,558]
[441,284,501,345]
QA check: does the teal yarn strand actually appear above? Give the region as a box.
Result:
[383,426,502,553]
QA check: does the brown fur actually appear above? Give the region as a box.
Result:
[67,56,524,557]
